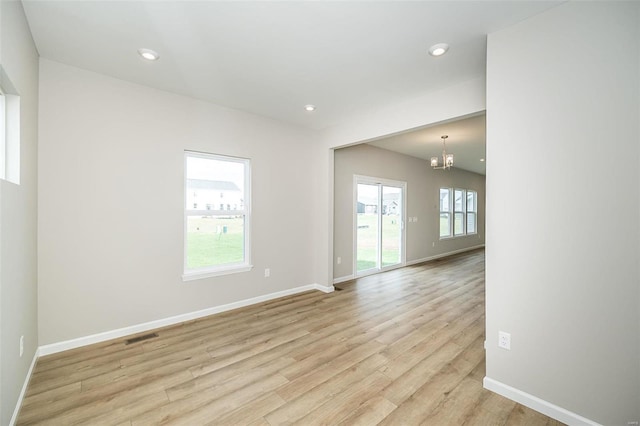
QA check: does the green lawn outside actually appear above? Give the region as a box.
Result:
[440,214,450,237]
[186,214,402,272]
[455,214,464,235]
[356,213,401,271]
[441,213,468,237]
[186,216,244,269]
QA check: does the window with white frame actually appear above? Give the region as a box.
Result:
[467,190,477,234]
[0,89,5,179]
[439,188,451,238]
[0,66,20,184]
[454,188,465,236]
[440,187,478,238]
[183,151,251,280]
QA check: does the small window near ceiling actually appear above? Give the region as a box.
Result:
[183,151,252,280]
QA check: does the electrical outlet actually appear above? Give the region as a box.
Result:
[20,336,24,357]
[413,217,418,222]
[498,331,511,350]
[337,257,341,265]
[264,268,270,278]
[432,242,435,247]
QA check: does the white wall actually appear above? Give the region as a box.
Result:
[321,77,486,149]
[485,2,640,425]
[0,1,39,424]
[38,59,323,345]
[334,144,485,280]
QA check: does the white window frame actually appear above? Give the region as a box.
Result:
[467,190,478,235]
[440,187,478,239]
[0,65,20,184]
[439,187,452,238]
[453,188,466,236]
[0,89,5,179]
[183,151,252,281]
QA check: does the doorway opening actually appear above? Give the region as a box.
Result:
[354,175,406,276]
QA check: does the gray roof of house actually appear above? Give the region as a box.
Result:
[187,179,240,191]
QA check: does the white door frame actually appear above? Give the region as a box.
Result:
[353,175,407,277]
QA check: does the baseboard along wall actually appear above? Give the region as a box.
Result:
[405,244,486,267]
[39,283,334,356]
[9,349,40,426]
[333,244,486,284]
[483,377,601,426]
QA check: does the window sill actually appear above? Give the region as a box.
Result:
[439,233,478,240]
[182,264,253,282]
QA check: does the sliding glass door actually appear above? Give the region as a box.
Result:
[382,185,402,267]
[355,176,406,275]
[356,183,379,272]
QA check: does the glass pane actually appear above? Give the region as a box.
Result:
[454,189,464,212]
[454,212,465,236]
[186,215,244,269]
[467,213,476,234]
[186,155,245,211]
[439,188,450,212]
[382,186,401,267]
[357,184,379,272]
[467,191,476,212]
[440,213,451,237]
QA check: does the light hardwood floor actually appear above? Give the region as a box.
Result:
[17,249,563,425]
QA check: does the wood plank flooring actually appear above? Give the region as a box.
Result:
[17,249,564,425]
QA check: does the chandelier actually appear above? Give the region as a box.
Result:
[430,135,454,170]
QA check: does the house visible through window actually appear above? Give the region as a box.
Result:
[184,151,251,280]
[439,187,478,238]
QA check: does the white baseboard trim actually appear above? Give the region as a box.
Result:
[332,245,485,283]
[10,348,40,426]
[312,283,335,293]
[333,274,355,284]
[406,244,485,266]
[483,377,601,426]
[39,283,334,357]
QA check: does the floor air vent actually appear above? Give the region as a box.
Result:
[125,333,159,345]
[334,286,343,291]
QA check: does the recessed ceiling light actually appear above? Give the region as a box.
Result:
[428,43,449,57]
[304,104,316,112]
[480,158,485,162]
[138,48,159,61]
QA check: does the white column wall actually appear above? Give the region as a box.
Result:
[0,2,39,424]
[485,2,640,424]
